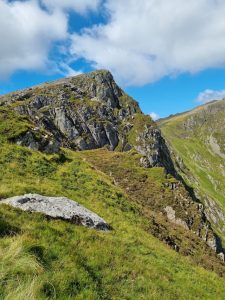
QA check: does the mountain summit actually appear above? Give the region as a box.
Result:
[0,70,174,171]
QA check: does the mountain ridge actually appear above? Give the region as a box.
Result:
[158,99,224,125]
[160,98,225,246]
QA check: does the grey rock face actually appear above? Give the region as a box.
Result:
[1,70,141,154]
[74,70,122,108]
[16,131,60,154]
[136,125,175,173]
[164,206,189,230]
[0,69,174,172]
[1,194,110,231]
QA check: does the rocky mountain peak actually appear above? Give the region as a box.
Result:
[0,70,174,172]
[47,69,123,109]
[72,69,123,108]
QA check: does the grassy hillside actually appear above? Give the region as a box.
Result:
[1,142,225,299]
[159,99,225,241]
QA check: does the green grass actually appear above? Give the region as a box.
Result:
[80,149,225,271]
[127,113,155,146]
[159,103,225,240]
[0,106,32,142]
[0,142,225,299]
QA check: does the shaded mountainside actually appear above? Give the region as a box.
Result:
[159,99,225,245]
[0,70,225,299]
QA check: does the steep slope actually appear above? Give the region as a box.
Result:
[159,99,225,244]
[0,144,225,299]
[0,70,225,298]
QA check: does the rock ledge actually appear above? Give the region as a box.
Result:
[1,194,110,231]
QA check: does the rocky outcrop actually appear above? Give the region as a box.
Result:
[163,181,225,260]
[164,206,189,230]
[163,202,224,260]
[15,131,60,154]
[0,194,110,231]
[136,125,175,172]
[0,70,173,172]
[0,70,136,152]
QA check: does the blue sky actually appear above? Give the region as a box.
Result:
[1,0,225,119]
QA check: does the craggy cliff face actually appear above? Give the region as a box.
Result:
[0,70,173,171]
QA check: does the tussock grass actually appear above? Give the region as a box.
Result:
[0,236,43,300]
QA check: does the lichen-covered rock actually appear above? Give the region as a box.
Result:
[135,125,175,172]
[15,131,60,154]
[164,206,189,230]
[1,194,110,231]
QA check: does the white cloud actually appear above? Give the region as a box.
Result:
[59,63,82,77]
[2,0,225,86]
[149,112,159,121]
[70,0,225,86]
[0,0,104,79]
[0,0,68,78]
[196,89,225,103]
[41,0,101,14]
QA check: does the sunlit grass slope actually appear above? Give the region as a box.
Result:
[0,142,225,299]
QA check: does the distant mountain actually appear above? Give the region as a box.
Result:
[0,71,224,299]
[159,99,225,247]
[158,100,218,124]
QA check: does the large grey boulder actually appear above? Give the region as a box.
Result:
[1,194,110,231]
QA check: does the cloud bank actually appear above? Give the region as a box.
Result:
[0,0,68,78]
[1,0,225,86]
[196,89,225,104]
[149,112,160,121]
[71,0,225,85]
[41,0,101,14]
[0,0,100,79]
